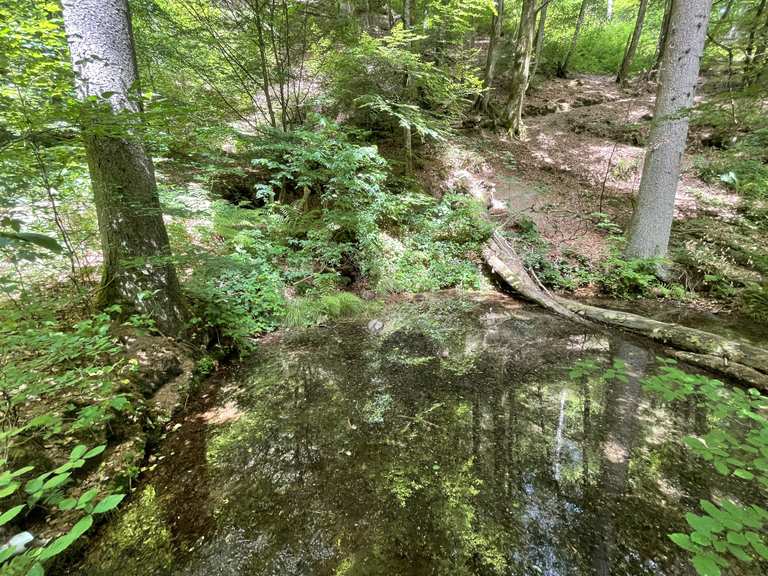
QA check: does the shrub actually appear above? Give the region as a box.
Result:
[377,193,492,293]
[187,253,285,350]
[283,292,369,328]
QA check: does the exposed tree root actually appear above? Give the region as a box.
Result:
[483,231,768,390]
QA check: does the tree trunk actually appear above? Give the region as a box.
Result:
[403,0,412,28]
[652,0,673,73]
[482,232,768,389]
[475,0,505,113]
[606,0,613,20]
[531,0,549,79]
[744,0,767,83]
[557,0,588,78]
[616,0,649,85]
[61,0,186,336]
[624,0,712,260]
[502,0,537,137]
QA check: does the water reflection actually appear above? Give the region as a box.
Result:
[77,297,760,576]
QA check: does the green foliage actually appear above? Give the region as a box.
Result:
[575,357,768,576]
[245,119,389,278]
[538,0,663,75]
[283,292,369,328]
[1,444,125,575]
[319,26,480,142]
[642,360,768,575]
[597,254,667,298]
[508,217,593,291]
[740,282,768,322]
[377,193,492,293]
[187,253,285,350]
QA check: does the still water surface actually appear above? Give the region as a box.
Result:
[77,296,763,576]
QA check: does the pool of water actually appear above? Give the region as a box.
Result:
[75,295,764,576]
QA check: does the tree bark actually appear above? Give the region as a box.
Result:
[403,0,412,28]
[606,0,613,20]
[616,0,649,85]
[557,0,589,78]
[744,0,768,83]
[624,0,713,260]
[502,0,537,137]
[531,0,549,79]
[475,0,505,113]
[652,0,673,73]
[61,0,187,336]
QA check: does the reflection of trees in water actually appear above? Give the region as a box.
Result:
[590,340,648,576]
[95,304,754,576]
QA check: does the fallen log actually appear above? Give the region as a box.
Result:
[483,230,768,390]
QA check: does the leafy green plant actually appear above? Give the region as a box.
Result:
[187,253,285,350]
[319,26,480,142]
[377,193,492,293]
[574,357,768,576]
[283,292,369,328]
[740,282,768,322]
[643,361,768,575]
[506,217,593,291]
[1,444,124,575]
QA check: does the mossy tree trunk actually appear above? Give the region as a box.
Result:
[475,0,505,113]
[61,0,187,336]
[502,0,537,137]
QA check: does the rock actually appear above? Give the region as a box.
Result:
[367,319,384,335]
[0,532,35,556]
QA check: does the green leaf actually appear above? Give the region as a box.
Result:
[669,533,698,552]
[70,444,87,460]
[0,504,25,526]
[686,513,723,535]
[733,468,754,480]
[77,488,99,508]
[11,466,34,478]
[59,498,77,511]
[27,563,44,576]
[39,514,93,561]
[691,531,711,546]
[0,230,62,253]
[726,531,748,546]
[42,472,70,491]
[692,554,722,576]
[83,445,106,459]
[92,494,124,514]
[0,482,19,498]
[746,532,768,560]
[727,543,752,562]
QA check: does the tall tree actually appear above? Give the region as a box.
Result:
[652,0,673,74]
[502,0,537,137]
[475,0,505,112]
[61,0,187,335]
[616,0,650,85]
[744,0,768,83]
[532,0,550,79]
[606,0,613,20]
[624,0,713,261]
[557,0,589,77]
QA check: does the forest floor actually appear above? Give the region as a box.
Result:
[423,74,766,311]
